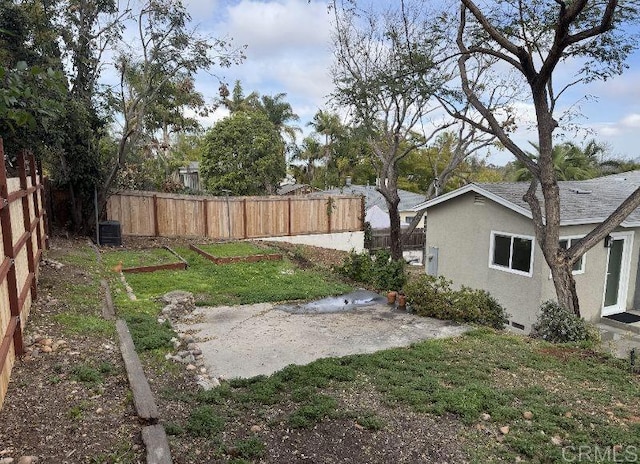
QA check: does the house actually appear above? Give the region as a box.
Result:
[317,181,426,229]
[413,171,640,332]
[178,161,200,191]
[276,183,319,196]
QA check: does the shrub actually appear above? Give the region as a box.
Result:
[404,275,508,329]
[335,250,373,283]
[334,249,406,291]
[531,300,600,345]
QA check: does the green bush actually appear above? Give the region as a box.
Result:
[404,275,508,329]
[335,249,406,291]
[531,300,600,345]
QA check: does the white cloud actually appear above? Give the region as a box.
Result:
[621,113,640,128]
[219,0,331,58]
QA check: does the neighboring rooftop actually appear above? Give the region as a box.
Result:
[317,184,426,212]
[414,171,640,226]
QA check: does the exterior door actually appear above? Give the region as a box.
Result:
[602,233,633,316]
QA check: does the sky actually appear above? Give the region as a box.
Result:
[171,0,640,166]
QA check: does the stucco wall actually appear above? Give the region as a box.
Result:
[424,192,640,331]
[258,231,365,252]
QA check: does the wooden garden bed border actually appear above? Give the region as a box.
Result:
[121,246,188,274]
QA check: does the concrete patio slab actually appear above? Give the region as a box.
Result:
[175,302,469,380]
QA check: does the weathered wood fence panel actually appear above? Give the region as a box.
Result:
[107,191,364,239]
[370,228,425,251]
[0,141,48,411]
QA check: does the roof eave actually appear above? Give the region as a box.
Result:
[412,184,533,220]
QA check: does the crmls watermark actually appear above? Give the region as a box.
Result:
[562,445,638,462]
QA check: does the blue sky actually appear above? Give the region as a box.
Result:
[178,0,640,166]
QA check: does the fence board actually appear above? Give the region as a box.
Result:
[0,142,47,411]
[107,191,363,240]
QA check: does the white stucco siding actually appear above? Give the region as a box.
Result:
[258,231,365,252]
[425,192,544,331]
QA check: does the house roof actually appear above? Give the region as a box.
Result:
[276,184,312,195]
[316,184,425,213]
[412,171,640,227]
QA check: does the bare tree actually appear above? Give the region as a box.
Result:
[452,0,640,315]
[101,0,244,209]
[331,1,456,260]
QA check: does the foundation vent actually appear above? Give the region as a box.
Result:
[511,321,525,331]
[474,194,485,205]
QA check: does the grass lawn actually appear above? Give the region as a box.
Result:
[112,245,351,310]
[163,328,640,462]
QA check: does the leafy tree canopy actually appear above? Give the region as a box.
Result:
[200,111,285,196]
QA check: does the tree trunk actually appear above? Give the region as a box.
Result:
[550,263,580,316]
[388,199,402,260]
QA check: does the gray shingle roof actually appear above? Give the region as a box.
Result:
[315,184,426,212]
[425,171,640,226]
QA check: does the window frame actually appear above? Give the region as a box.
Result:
[488,231,535,277]
[558,235,586,275]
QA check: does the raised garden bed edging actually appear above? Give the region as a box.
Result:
[189,244,283,265]
[122,246,188,274]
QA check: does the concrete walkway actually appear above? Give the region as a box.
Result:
[176,303,469,379]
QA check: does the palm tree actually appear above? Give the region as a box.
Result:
[216,80,259,113]
[513,140,602,181]
[308,110,344,165]
[292,136,324,184]
[259,93,300,143]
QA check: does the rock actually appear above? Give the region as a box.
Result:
[157,318,166,324]
[480,413,491,421]
[40,346,52,353]
[186,343,197,351]
[37,338,52,346]
[499,426,510,435]
[551,436,563,446]
[96,408,103,414]
[250,425,261,433]
[186,364,197,371]
[200,367,207,374]
[170,356,182,363]
[164,354,173,360]
[564,412,573,418]
[0,458,15,464]
[183,336,195,345]
[17,457,37,464]
[177,350,190,358]
[191,349,202,356]
[182,354,195,364]
[523,411,534,420]
[354,423,364,430]
[210,377,221,388]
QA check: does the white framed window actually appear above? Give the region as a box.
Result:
[489,231,535,277]
[559,236,586,275]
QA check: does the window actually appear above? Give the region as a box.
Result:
[489,231,534,276]
[559,237,586,274]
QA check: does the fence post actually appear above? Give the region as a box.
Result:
[28,153,44,254]
[17,151,36,301]
[243,199,248,239]
[326,197,332,234]
[0,140,24,356]
[152,194,159,237]
[202,199,208,238]
[287,197,292,236]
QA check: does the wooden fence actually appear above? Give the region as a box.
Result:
[0,140,48,410]
[107,191,364,239]
[370,228,425,251]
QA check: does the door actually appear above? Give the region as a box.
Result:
[602,233,633,316]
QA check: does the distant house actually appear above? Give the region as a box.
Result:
[178,161,200,191]
[413,171,640,332]
[317,181,426,229]
[276,183,319,196]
